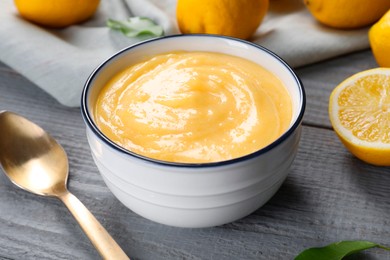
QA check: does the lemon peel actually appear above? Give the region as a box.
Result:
[14,0,100,28]
[176,0,269,40]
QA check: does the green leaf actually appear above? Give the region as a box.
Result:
[295,240,390,260]
[107,17,164,38]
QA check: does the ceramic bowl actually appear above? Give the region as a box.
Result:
[81,35,305,228]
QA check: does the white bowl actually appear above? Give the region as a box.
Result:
[81,35,305,228]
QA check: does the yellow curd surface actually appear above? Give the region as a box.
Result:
[95,52,292,163]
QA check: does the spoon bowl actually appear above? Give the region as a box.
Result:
[0,111,68,196]
[0,111,129,260]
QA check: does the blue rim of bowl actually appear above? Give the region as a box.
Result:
[81,34,306,168]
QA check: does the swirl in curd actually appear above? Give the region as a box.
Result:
[95,52,292,163]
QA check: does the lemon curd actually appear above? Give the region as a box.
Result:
[94,52,292,163]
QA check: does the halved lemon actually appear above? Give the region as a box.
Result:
[329,68,390,166]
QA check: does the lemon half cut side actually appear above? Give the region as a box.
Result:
[329,68,390,166]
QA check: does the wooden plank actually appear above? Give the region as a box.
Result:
[0,123,389,259]
[296,49,378,128]
[1,55,390,260]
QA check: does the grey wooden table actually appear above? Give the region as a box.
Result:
[1,49,389,260]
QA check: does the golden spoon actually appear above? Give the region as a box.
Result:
[0,111,129,260]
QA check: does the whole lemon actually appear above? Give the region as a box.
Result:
[369,10,390,67]
[176,0,269,40]
[303,0,390,29]
[14,0,100,28]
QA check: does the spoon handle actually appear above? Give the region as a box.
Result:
[59,192,130,260]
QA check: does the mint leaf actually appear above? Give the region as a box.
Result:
[295,240,390,260]
[107,17,164,38]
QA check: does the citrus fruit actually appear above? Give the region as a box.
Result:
[369,10,390,68]
[14,0,100,28]
[329,68,390,166]
[176,0,269,40]
[303,0,390,29]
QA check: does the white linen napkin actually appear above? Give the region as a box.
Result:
[0,0,370,107]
